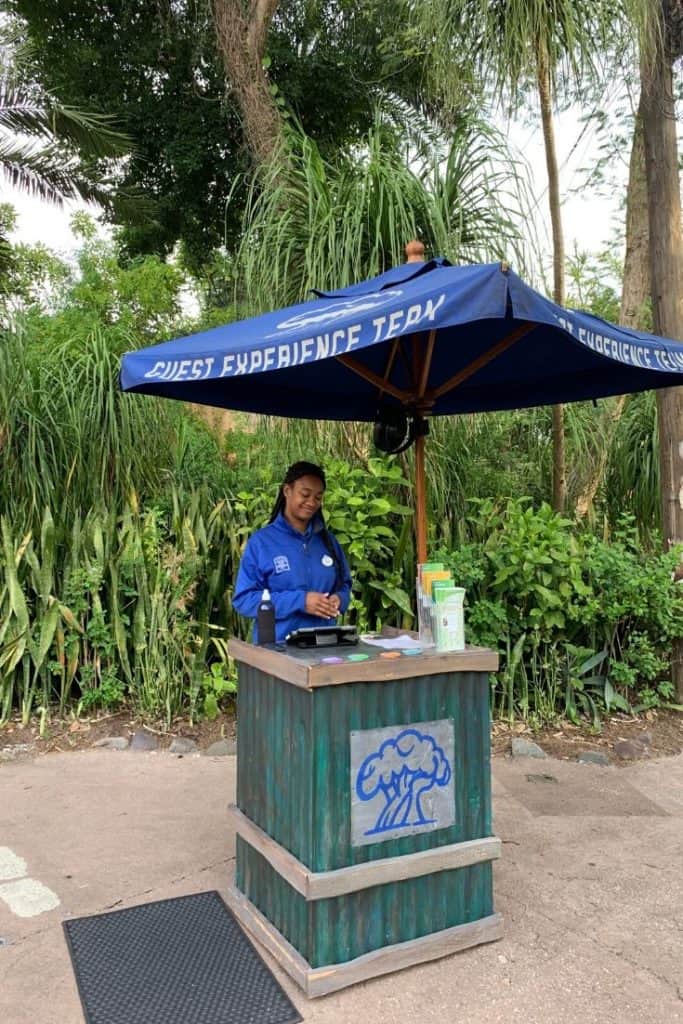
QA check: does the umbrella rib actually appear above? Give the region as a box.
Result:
[417,329,437,401]
[376,337,401,402]
[432,321,536,400]
[337,354,413,403]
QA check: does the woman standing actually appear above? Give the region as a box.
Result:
[232,462,352,643]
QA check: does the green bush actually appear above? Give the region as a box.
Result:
[438,500,683,724]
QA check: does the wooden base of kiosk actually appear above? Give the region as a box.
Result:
[227,637,501,997]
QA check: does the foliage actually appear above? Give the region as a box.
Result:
[10,0,467,269]
[233,114,530,311]
[438,500,683,723]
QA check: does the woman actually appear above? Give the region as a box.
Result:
[232,461,352,643]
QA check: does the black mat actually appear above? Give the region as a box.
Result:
[63,890,302,1024]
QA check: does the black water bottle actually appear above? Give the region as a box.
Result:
[257,588,275,645]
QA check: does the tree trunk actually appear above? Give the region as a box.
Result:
[576,96,651,519]
[211,0,283,165]
[620,97,650,331]
[537,42,566,513]
[641,0,683,701]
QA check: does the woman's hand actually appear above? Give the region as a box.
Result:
[305,592,341,618]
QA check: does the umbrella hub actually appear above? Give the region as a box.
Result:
[373,405,429,455]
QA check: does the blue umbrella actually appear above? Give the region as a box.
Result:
[120,245,683,559]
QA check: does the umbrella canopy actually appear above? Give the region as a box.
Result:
[120,248,683,560]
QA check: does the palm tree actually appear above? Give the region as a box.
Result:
[0,78,128,206]
[233,110,531,310]
[420,0,642,511]
[0,41,129,281]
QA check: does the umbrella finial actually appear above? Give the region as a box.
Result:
[405,240,425,263]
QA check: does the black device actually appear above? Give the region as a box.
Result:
[285,626,359,648]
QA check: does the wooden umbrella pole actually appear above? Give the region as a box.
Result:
[414,429,428,564]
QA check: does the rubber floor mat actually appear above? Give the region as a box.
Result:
[63,890,302,1024]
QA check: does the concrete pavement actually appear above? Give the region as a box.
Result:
[0,748,681,1024]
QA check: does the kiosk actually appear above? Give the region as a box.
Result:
[227,638,502,997]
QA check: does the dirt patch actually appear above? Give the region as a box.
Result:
[491,708,683,763]
[0,706,237,760]
[1,704,681,765]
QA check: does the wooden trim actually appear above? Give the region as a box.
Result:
[225,878,503,998]
[228,638,310,688]
[230,805,310,897]
[308,646,498,686]
[229,804,501,900]
[336,354,411,403]
[432,321,536,400]
[230,638,499,688]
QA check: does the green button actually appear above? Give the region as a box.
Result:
[347,653,369,661]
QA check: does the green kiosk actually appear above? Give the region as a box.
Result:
[226,637,502,997]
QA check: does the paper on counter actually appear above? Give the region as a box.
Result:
[359,633,425,650]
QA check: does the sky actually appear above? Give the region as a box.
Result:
[4,104,630,280]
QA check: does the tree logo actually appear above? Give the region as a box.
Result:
[350,721,455,846]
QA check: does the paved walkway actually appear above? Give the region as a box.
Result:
[0,749,681,1024]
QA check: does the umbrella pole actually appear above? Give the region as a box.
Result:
[414,427,428,564]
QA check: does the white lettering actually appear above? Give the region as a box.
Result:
[345,324,361,351]
[372,316,387,343]
[424,294,446,321]
[144,360,167,379]
[387,309,404,337]
[332,329,346,354]
[404,304,422,330]
[278,343,291,368]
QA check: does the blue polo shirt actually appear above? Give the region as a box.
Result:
[232,513,352,643]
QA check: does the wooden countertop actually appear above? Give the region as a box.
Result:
[229,637,498,690]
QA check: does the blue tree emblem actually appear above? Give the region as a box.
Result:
[355,728,452,835]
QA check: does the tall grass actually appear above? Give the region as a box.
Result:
[232,113,532,312]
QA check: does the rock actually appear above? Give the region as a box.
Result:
[93,737,129,751]
[578,751,610,766]
[614,739,648,760]
[511,737,548,759]
[168,738,198,755]
[0,744,36,762]
[203,739,237,757]
[636,730,653,747]
[129,731,159,752]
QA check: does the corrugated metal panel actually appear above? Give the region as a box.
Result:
[235,663,494,966]
[239,840,493,968]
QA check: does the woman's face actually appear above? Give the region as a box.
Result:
[283,474,325,531]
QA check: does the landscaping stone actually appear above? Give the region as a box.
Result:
[511,737,548,759]
[93,737,129,751]
[130,730,159,752]
[168,738,198,755]
[0,744,36,762]
[203,739,237,757]
[614,738,649,760]
[578,750,610,766]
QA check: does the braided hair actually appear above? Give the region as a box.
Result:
[270,461,343,594]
